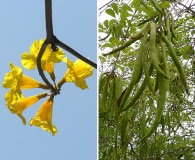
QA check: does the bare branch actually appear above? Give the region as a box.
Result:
[54,37,97,69]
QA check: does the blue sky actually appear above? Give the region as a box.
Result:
[0,1,97,160]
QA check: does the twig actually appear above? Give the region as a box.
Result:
[36,40,59,95]
[54,37,97,69]
[157,0,180,30]
[98,0,116,10]
[98,0,116,16]
[36,0,59,95]
[179,2,195,15]
[36,0,97,94]
[45,0,54,41]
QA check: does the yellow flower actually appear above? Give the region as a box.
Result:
[10,93,48,125]
[20,75,49,89]
[3,63,22,89]
[57,58,93,89]
[3,63,49,90]
[45,62,55,82]
[30,95,57,136]
[5,88,24,111]
[21,38,65,70]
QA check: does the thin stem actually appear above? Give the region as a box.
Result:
[37,40,59,95]
[36,0,59,95]
[37,0,96,93]
[54,36,97,69]
[157,0,180,30]
[98,0,115,10]
[179,2,195,15]
[45,0,54,41]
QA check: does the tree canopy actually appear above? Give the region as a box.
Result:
[98,0,195,159]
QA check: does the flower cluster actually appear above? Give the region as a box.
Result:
[2,39,93,135]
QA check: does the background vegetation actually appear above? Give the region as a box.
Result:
[98,0,195,159]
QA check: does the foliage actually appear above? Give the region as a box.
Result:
[99,0,195,159]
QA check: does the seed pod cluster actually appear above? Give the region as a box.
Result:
[100,20,189,139]
[99,72,123,118]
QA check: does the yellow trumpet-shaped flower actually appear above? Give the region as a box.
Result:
[19,75,49,89]
[10,93,48,125]
[45,62,56,82]
[3,63,48,90]
[57,58,93,89]
[21,38,65,71]
[3,63,22,89]
[5,88,24,111]
[30,95,57,136]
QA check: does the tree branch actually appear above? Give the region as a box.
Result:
[36,40,59,95]
[45,0,54,42]
[37,0,96,94]
[178,2,195,16]
[54,37,97,69]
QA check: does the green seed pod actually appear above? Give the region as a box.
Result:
[142,71,168,140]
[103,24,149,56]
[161,33,189,94]
[150,0,164,15]
[122,64,153,112]
[119,29,148,112]
[170,13,177,41]
[165,11,171,41]
[141,40,169,140]
[99,72,109,94]
[149,23,169,79]
[160,114,165,133]
[142,42,156,95]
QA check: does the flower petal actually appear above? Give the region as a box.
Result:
[48,48,65,63]
[21,52,36,70]
[2,63,23,89]
[10,93,48,125]
[75,78,88,90]
[19,75,49,89]
[22,39,65,70]
[30,95,57,136]
[73,59,93,79]
[5,89,24,111]
[58,58,93,89]
[45,62,55,82]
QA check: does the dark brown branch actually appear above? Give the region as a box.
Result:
[54,36,97,69]
[45,0,54,41]
[178,2,195,16]
[36,0,59,95]
[37,40,59,95]
[45,0,96,68]
[98,0,116,10]
[37,0,96,95]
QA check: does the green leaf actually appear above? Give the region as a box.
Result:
[103,20,109,28]
[177,33,183,41]
[105,9,115,18]
[99,56,107,62]
[115,25,123,34]
[132,0,140,10]
[109,37,120,46]
[102,43,114,48]
[109,19,117,26]
[122,3,132,12]
[181,45,191,59]
[130,26,136,34]
[98,23,104,32]
[159,1,170,9]
[144,7,155,18]
[111,3,118,15]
